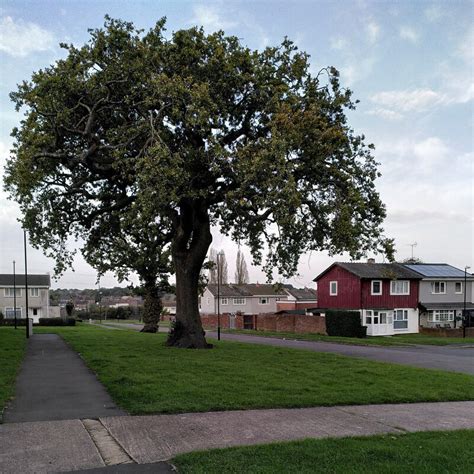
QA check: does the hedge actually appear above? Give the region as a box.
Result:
[325,310,366,338]
[38,317,76,326]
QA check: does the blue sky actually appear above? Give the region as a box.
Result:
[0,0,472,288]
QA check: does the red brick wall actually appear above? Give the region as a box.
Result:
[200,312,326,335]
[420,327,474,338]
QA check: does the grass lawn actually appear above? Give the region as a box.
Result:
[0,327,27,412]
[35,324,474,415]
[172,430,474,473]
[224,329,474,346]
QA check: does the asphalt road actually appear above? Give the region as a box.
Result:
[207,331,474,375]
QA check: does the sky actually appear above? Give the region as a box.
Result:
[0,0,473,289]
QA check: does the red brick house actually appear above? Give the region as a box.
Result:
[314,262,422,336]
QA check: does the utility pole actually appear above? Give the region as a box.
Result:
[217,252,221,341]
[463,266,470,338]
[24,230,29,339]
[13,260,17,330]
[408,242,417,260]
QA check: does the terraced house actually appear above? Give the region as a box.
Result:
[315,261,422,336]
[0,274,51,323]
[404,263,474,328]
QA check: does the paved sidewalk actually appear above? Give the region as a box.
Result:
[2,400,473,473]
[2,334,126,423]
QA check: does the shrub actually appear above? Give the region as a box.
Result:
[38,317,76,326]
[325,310,366,338]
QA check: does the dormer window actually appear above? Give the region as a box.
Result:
[371,280,382,295]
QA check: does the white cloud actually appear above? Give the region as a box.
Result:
[371,88,445,113]
[367,108,403,120]
[424,5,444,23]
[0,16,54,57]
[330,36,348,51]
[457,26,473,63]
[399,26,419,43]
[340,56,376,87]
[190,5,237,32]
[366,21,380,44]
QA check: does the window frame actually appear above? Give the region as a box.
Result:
[4,307,22,319]
[454,282,463,294]
[431,281,446,294]
[371,280,382,295]
[390,280,410,295]
[221,298,228,305]
[259,297,269,305]
[428,310,455,322]
[329,281,338,296]
[30,288,39,297]
[4,288,22,298]
[393,309,409,330]
[233,297,246,305]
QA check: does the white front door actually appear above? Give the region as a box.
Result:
[30,308,41,323]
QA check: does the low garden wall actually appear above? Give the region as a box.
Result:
[419,327,474,338]
[199,312,326,335]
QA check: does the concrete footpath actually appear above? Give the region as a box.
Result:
[2,334,126,423]
[1,401,473,472]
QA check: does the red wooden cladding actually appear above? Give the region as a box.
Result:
[316,264,419,309]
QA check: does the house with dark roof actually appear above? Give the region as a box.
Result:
[0,274,51,323]
[314,261,422,336]
[200,283,289,316]
[404,263,474,328]
[276,286,318,312]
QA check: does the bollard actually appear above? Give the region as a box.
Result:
[28,318,33,336]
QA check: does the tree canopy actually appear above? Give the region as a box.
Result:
[4,17,393,347]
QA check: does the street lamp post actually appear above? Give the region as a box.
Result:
[13,260,17,330]
[463,266,470,338]
[24,230,29,339]
[217,253,221,341]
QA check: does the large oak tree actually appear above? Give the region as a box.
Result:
[4,18,393,348]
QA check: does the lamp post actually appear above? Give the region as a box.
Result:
[24,230,29,339]
[13,260,17,330]
[216,252,221,341]
[463,266,470,338]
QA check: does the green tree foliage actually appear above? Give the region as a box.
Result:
[4,17,393,348]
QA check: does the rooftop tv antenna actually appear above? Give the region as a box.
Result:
[407,242,418,260]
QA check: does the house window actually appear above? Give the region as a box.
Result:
[428,310,454,322]
[233,298,246,305]
[4,288,22,298]
[30,288,39,297]
[221,298,228,305]
[259,297,269,304]
[455,282,463,294]
[5,307,22,319]
[393,309,408,329]
[32,308,38,316]
[390,280,410,295]
[329,281,338,296]
[371,280,382,295]
[431,281,446,294]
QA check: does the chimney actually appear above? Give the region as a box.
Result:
[367,258,375,264]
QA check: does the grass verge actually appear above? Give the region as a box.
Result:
[172,430,474,473]
[0,327,27,413]
[223,329,474,346]
[35,324,474,415]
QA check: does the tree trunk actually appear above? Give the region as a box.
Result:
[141,283,162,333]
[167,198,212,348]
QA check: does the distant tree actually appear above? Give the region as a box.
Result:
[208,248,218,284]
[65,300,74,317]
[217,250,228,285]
[401,257,423,264]
[235,249,249,284]
[4,18,393,348]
